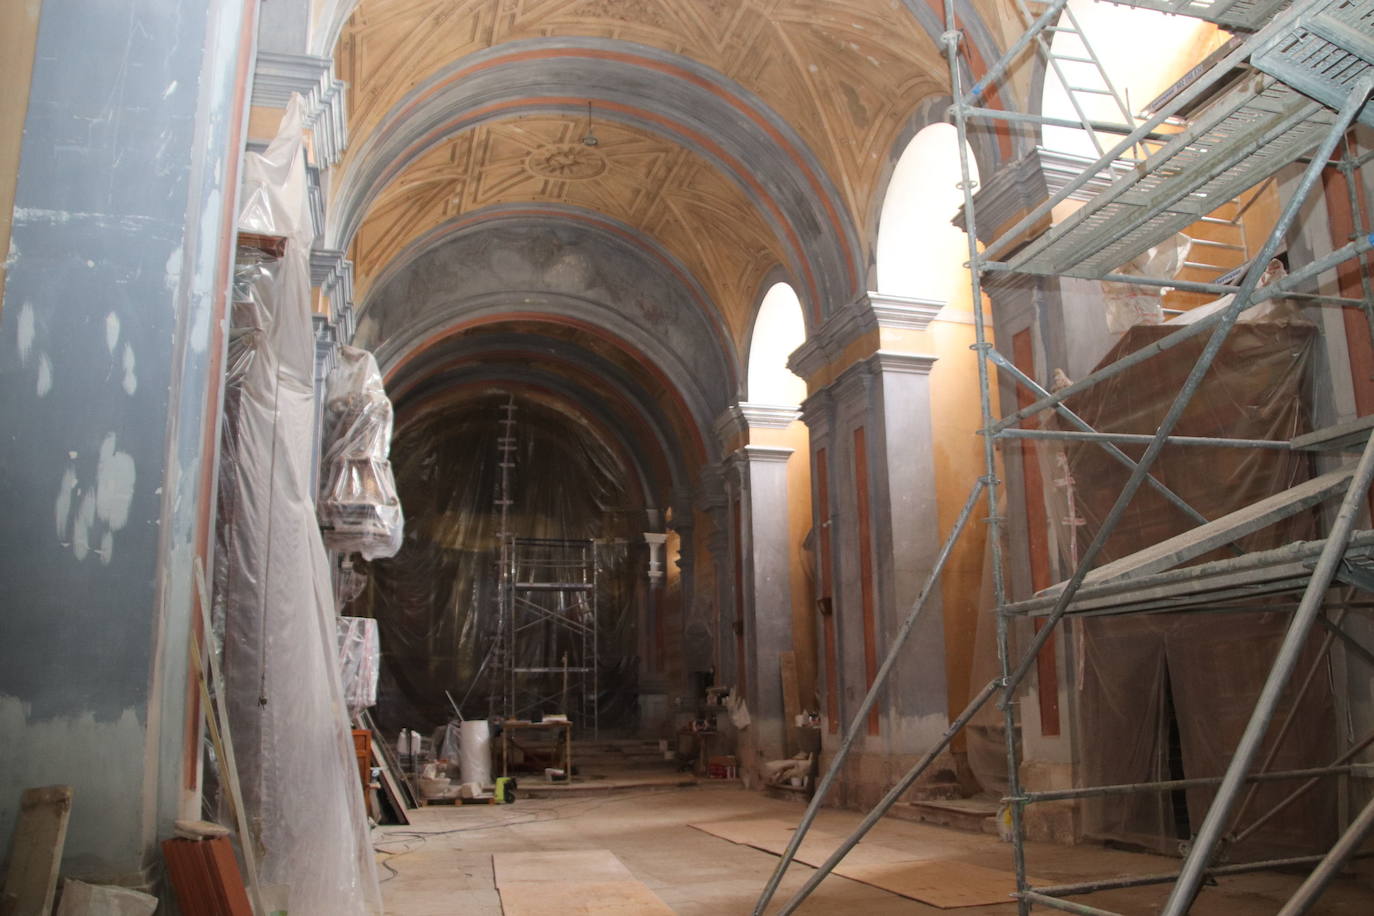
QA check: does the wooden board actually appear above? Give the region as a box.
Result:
[688,819,939,868]
[833,860,1028,909]
[1070,464,1355,587]
[499,880,674,915]
[493,849,633,887]
[1,785,73,916]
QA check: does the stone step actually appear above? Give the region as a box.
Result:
[517,772,700,799]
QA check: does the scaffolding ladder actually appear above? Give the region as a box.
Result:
[754,0,1374,913]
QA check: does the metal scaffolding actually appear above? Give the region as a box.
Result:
[484,396,601,735]
[755,0,1374,912]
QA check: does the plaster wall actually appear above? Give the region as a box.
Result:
[0,0,254,881]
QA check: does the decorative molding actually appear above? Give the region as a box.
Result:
[800,388,835,437]
[713,406,749,450]
[739,402,802,429]
[740,444,795,464]
[251,51,349,167]
[310,248,356,344]
[867,292,944,331]
[868,350,938,376]
[789,291,947,381]
[957,146,1133,248]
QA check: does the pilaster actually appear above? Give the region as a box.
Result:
[250,51,349,167]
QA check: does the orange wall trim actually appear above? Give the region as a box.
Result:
[1013,330,1060,737]
[853,427,880,737]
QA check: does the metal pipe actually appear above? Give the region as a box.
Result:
[991,234,1374,434]
[986,349,1216,532]
[1020,892,1125,916]
[1229,608,1348,831]
[958,107,1170,141]
[1036,852,1374,897]
[749,478,987,915]
[1008,86,1374,843]
[960,0,1071,105]
[1230,726,1374,845]
[1275,792,1374,915]
[945,17,1029,914]
[994,428,1292,450]
[978,6,1301,264]
[1019,763,1364,803]
[773,679,1002,916]
[1317,614,1374,669]
[1162,90,1374,904]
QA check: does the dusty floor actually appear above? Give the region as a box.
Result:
[374,784,1374,914]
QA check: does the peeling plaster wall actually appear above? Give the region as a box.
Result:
[0,0,254,881]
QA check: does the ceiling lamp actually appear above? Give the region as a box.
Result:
[581,102,599,147]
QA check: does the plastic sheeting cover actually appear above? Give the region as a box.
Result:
[338,616,381,714]
[347,394,645,737]
[216,95,382,914]
[1017,321,1333,857]
[319,346,404,560]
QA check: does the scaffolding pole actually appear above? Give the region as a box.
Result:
[756,1,1374,912]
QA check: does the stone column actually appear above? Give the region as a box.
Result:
[730,444,796,764]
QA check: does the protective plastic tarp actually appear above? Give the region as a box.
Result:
[214,95,381,913]
[338,616,381,714]
[1031,321,1334,857]
[344,394,643,738]
[319,346,404,559]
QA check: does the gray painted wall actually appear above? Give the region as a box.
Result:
[0,0,253,880]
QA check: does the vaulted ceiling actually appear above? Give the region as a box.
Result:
[328,0,1022,490]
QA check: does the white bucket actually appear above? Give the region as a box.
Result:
[459,720,492,787]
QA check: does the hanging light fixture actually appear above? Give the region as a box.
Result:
[581,101,599,147]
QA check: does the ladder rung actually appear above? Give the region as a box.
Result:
[1198,216,1238,226]
[1055,55,1096,64]
[1068,87,1114,96]
[1189,239,1245,251]
[1045,26,1078,33]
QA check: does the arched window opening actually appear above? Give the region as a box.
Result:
[1040,0,1224,158]
[875,122,980,309]
[746,282,807,406]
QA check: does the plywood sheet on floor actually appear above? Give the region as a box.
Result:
[835,859,1028,908]
[689,818,944,867]
[692,817,1034,908]
[492,849,632,886]
[499,879,674,915]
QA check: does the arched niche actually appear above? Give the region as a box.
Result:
[746,282,807,407]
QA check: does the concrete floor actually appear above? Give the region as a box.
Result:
[374,785,1374,914]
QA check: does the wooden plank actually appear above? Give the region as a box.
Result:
[499,880,673,915]
[0,785,73,916]
[1064,464,1356,587]
[833,859,1033,908]
[688,819,939,868]
[1292,413,1374,452]
[493,849,632,887]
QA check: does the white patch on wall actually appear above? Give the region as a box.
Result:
[35,354,52,397]
[54,435,137,561]
[96,433,136,531]
[72,491,96,561]
[16,303,34,365]
[121,344,137,395]
[164,247,182,294]
[105,313,121,353]
[55,467,77,541]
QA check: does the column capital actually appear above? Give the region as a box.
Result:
[739,444,795,465]
[867,350,938,376]
[250,52,349,167]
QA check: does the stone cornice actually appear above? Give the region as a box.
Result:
[251,51,349,167]
[956,146,1134,247]
[866,292,944,331]
[789,291,946,381]
[739,444,794,464]
[868,350,938,376]
[738,402,801,429]
[799,387,834,435]
[713,406,748,450]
